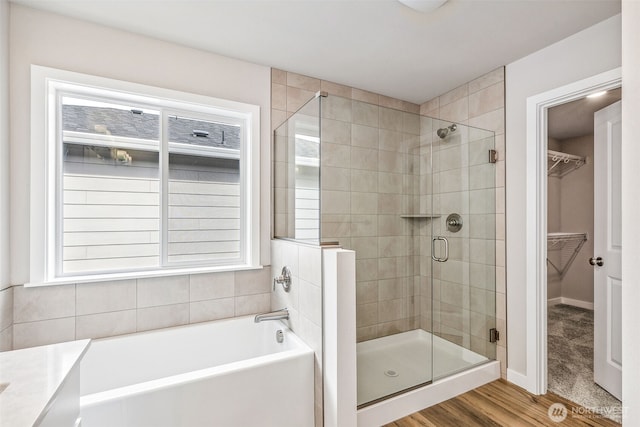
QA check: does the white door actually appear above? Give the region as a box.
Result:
[593,100,622,400]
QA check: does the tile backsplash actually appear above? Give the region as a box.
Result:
[9,268,271,350]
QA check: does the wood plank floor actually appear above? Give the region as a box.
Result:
[384,379,621,427]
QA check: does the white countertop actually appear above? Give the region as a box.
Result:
[0,340,91,427]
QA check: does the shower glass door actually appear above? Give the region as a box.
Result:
[431,120,497,379]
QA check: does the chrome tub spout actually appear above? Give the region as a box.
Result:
[254,308,289,323]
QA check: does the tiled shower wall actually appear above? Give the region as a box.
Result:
[271,67,507,377]
[420,67,507,378]
[6,269,271,350]
[270,239,323,427]
[271,69,422,342]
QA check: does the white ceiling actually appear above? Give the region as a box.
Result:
[548,87,622,140]
[11,0,621,104]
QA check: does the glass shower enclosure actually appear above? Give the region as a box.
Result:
[273,92,497,408]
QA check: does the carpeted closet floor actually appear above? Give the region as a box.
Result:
[547,304,622,423]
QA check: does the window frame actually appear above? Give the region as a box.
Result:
[30,65,261,286]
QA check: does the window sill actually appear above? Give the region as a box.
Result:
[25,264,264,288]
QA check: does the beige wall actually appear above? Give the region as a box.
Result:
[4,4,274,350]
[419,67,506,376]
[557,135,594,304]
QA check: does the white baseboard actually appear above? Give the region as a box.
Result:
[547,296,593,310]
[506,368,531,392]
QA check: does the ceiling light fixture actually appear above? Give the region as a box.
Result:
[398,0,448,13]
[587,91,608,99]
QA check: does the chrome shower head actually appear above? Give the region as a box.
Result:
[437,124,457,139]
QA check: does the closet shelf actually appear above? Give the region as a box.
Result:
[548,149,586,178]
[547,232,588,277]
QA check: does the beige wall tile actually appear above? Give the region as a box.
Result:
[76,310,136,339]
[378,172,403,194]
[287,72,321,92]
[468,67,504,94]
[321,80,351,98]
[351,237,378,260]
[378,279,404,301]
[357,281,378,304]
[322,119,351,145]
[322,167,351,191]
[352,101,379,127]
[271,83,287,110]
[379,129,404,152]
[468,82,504,118]
[286,86,315,113]
[378,151,405,173]
[14,284,75,323]
[356,259,378,282]
[323,95,353,122]
[440,84,469,106]
[76,279,136,315]
[357,302,378,327]
[137,303,189,332]
[137,276,189,308]
[351,124,378,149]
[351,215,377,237]
[350,147,378,171]
[439,97,469,123]
[378,95,404,110]
[190,298,235,323]
[378,298,405,322]
[13,317,75,349]
[402,101,420,114]
[322,190,351,215]
[235,268,271,296]
[189,271,234,302]
[468,108,505,134]
[379,107,404,131]
[271,68,286,85]
[351,88,379,105]
[321,142,351,168]
[351,192,378,215]
[235,293,270,316]
[271,109,287,130]
[421,97,439,115]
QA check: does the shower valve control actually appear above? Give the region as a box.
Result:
[274,266,292,292]
[589,257,604,267]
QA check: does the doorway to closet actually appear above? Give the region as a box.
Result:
[546,88,621,422]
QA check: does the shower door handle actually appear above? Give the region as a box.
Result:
[431,236,449,262]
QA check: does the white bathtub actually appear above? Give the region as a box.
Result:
[79,315,314,427]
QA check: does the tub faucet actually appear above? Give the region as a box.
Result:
[254,308,289,323]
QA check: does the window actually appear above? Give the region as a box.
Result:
[30,66,260,285]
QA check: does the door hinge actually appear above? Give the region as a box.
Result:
[489,149,498,164]
[489,328,499,343]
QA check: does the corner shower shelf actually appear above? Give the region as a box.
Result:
[547,149,586,178]
[400,214,441,219]
[546,232,588,277]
